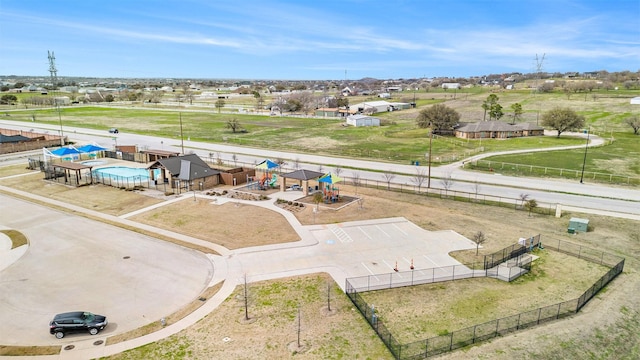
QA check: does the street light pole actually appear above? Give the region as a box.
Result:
[580,127,590,184]
[427,129,433,188]
[57,104,64,146]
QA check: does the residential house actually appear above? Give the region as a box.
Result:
[455,121,544,139]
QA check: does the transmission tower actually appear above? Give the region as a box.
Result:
[534,53,546,124]
[48,50,58,87]
[534,53,545,92]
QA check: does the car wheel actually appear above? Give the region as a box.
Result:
[55,331,64,339]
[89,328,99,335]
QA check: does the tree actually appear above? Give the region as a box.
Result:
[541,107,585,137]
[416,104,460,134]
[440,170,454,195]
[352,171,361,194]
[226,118,241,133]
[0,94,18,105]
[482,94,499,121]
[509,103,523,124]
[215,99,225,113]
[382,171,395,190]
[410,167,428,193]
[489,103,504,121]
[313,191,323,211]
[472,231,487,255]
[625,115,640,135]
[524,199,538,216]
[518,193,530,210]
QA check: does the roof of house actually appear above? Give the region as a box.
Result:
[456,121,542,133]
[148,154,220,180]
[0,134,31,143]
[348,114,379,120]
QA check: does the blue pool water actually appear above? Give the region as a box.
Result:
[92,167,159,179]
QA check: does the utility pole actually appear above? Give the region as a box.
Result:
[427,130,433,188]
[57,104,64,146]
[179,112,185,155]
[534,53,546,125]
[580,127,590,184]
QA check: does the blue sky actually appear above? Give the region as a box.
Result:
[1,0,638,80]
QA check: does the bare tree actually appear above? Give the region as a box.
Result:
[357,197,365,210]
[472,231,487,255]
[318,164,324,173]
[625,115,640,135]
[382,171,396,190]
[440,170,454,195]
[410,167,428,193]
[352,171,361,194]
[471,181,481,201]
[232,153,238,167]
[226,118,242,133]
[518,193,530,209]
[293,157,301,169]
[242,274,251,320]
[334,165,343,177]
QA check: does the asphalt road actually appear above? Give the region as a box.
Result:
[1,120,639,217]
[0,194,213,345]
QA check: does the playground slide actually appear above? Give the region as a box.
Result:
[268,174,277,187]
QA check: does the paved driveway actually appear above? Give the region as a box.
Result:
[0,194,213,345]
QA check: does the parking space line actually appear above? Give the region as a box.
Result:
[376,225,391,238]
[392,223,408,236]
[359,227,372,240]
[423,254,439,267]
[361,263,380,281]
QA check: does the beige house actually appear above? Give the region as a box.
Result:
[455,121,544,139]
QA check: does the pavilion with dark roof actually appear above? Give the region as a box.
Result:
[147,154,220,192]
[280,169,325,195]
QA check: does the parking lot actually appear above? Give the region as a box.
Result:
[0,194,213,345]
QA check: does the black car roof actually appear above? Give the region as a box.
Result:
[53,311,86,320]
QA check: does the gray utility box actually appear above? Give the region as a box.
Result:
[568,217,589,233]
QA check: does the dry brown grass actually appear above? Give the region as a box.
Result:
[129,198,300,249]
[363,250,610,342]
[0,345,60,356]
[0,229,28,249]
[1,163,638,359]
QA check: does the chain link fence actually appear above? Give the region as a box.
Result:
[346,237,625,359]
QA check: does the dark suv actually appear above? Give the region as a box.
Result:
[49,311,108,339]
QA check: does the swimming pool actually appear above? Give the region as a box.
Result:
[91,167,161,189]
[81,160,107,166]
[92,166,157,178]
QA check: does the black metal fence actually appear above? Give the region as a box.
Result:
[484,234,541,269]
[345,238,625,359]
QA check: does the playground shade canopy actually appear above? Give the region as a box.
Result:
[318,173,343,184]
[49,146,82,156]
[256,159,279,170]
[75,144,107,153]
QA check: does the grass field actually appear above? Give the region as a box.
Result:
[362,250,609,343]
[2,87,638,169]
